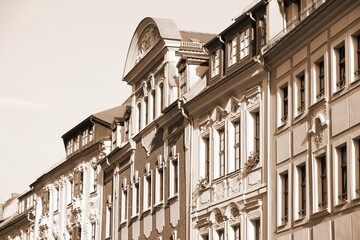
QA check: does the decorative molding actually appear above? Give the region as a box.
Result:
[135,25,161,64]
[141,126,157,157]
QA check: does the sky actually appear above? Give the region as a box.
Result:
[0,0,254,202]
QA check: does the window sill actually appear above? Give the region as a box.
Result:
[118,220,127,231]
[153,202,164,211]
[334,199,347,208]
[130,214,139,222]
[311,208,329,219]
[142,208,152,215]
[167,194,179,204]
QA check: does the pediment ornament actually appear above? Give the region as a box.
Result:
[141,126,157,157]
[136,25,161,64]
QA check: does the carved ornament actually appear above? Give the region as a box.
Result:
[135,25,161,64]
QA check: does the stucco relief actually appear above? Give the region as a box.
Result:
[141,126,157,156]
[212,179,227,202]
[247,168,261,186]
[228,176,241,195]
[136,25,160,64]
[309,111,328,148]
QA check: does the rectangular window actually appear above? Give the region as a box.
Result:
[89,126,94,142]
[105,204,112,239]
[232,223,241,240]
[337,44,346,89]
[132,182,139,216]
[54,186,59,212]
[169,152,179,197]
[74,171,83,197]
[82,129,88,146]
[254,112,260,154]
[298,74,305,114]
[281,172,289,223]
[42,189,49,215]
[91,223,96,240]
[240,29,250,59]
[74,136,80,151]
[258,16,266,47]
[318,155,327,209]
[317,60,325,99]
[355,139,360,195]
[299,164,306,217]
[212,49,220,77]
[217,229,225,240]
[179,69,187,95]
[356,35,360,77]
[137,102,142,131]
[121,187,128,222]
[254,219,261,240]
[219,128,225,177]
[145,97,148,125]
[204,136,210,181]
[156,167,164,203]
[234,121,240,170]
[228,37,237,66]
[67,139,73,156]
[338,145,347,201]
[281,85,288,123]
[144,175,152,209]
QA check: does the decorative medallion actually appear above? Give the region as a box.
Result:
[136,25,161,64]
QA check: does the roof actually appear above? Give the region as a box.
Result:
[62,98,131,141]
[180,31,216,44]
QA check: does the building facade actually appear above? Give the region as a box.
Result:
[1,1,360,239]
[265,0,360,239]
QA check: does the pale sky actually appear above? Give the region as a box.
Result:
[0,0,254,202]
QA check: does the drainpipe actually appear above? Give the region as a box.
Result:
[178,97,193,240]
[247,11,256,22]
[217,35,225,44]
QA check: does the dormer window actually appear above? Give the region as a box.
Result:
[228,37,237,66]
[240,28,250,60]
[67,139,73,155]
[89,126,94,142]
[74,135,80,152]
[82,129,88,146]
[211,49,220,77]
[179,68,187,96]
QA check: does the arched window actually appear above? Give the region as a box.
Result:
[144,96,148,125]
[159,82,164,114]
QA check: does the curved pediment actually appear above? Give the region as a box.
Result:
[123,17,182,78]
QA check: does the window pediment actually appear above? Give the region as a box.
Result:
[211,106,228,123]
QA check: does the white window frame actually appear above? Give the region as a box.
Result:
[121,179,128,223]
[240,28,250,59]
[294,159,307,220]
[349,25,360,83]
[155,155,164,205]
[131,172,140,217]
[293,66,306,117]
[169,150,179,198]
[211,49,220,77]
[331,36,347,94]
[334,142,348,205]
[311,46,327,105]
[228,36,237,66]
[143,169,152,211]
[312,150,328,213]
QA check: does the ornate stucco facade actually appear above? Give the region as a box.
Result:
[1,0,360,240]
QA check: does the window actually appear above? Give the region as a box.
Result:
[240,29,250,59]
[155,157,164,204]
[67,139,73,156]
[144,97,148,125]
[132,179,139,216]
[228,37,237,66]
[67,178,73,205]
[112,128,117,149]
[298,164,306,217]
[169,149,179,197]
[74,135,80,152]
[211,49,220,77]
[285,0,301,24]
[179,68,187,95]
[281,172,289,223]
[254,112,260,154]
[137,102,142,131]
[82,129,88,146]
[337,145,347,202]
[90,166,97,193]
[54,186,59,212]
[297,73,305,114]
[74,171,83,197]
[250,219,261,240]
[73,226,82,240]
[337,44,346,89]
[91,223,96,240]
[317,60,325,100]
[151,90,156,121]
[230,223,241,240]
[281,85,288,123]
[159,82,164,113]
[203,136,210,181]
[218,128,226,177]
[234,121,241,171]
[144,173,152,209]
[354,138,360,196]
[216,229,225,240]
[42,189,49,215]
[201,233,209,240]
[105,199,112,239]
[317,155,327,209]
[258,16,266,47]
[356,35,360,78]
[89,126,94,142]
[121,182,128,222]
